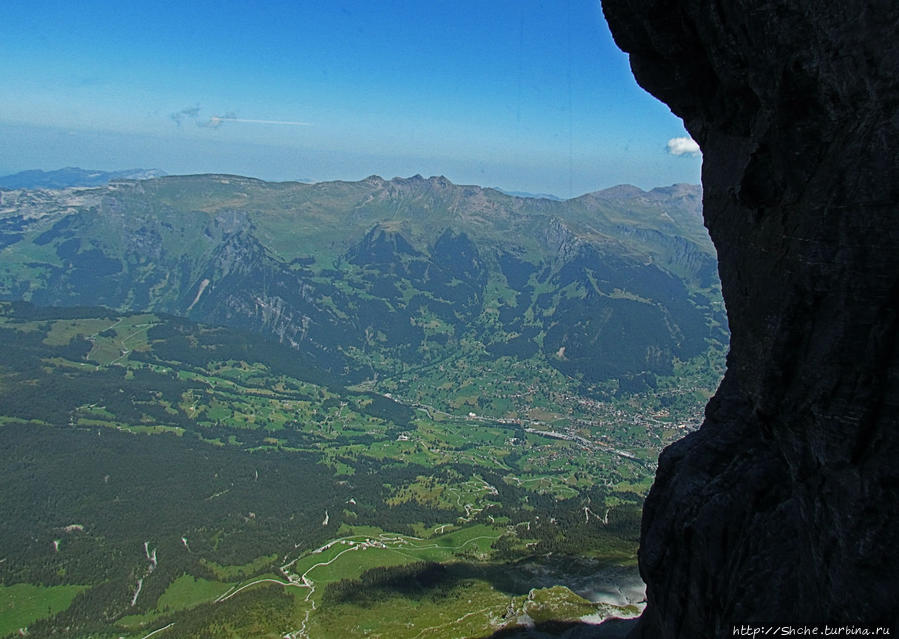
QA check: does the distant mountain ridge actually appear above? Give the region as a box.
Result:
[494,187,564,201]
[0,167,167,189]
[0,172,722,393]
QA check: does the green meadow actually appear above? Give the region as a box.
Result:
[0,584,88,637]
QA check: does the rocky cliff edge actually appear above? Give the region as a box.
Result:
[600,0,899,635]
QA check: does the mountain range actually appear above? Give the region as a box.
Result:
[0,167,167,189]
[0,173,724,393]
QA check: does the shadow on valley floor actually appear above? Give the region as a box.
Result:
[480,617,638,638]
[324,561,641,638]
[322,559,642,608]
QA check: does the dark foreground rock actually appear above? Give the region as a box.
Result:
[600,0,899,636]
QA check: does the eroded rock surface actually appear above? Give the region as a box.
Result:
[600,0,899,635]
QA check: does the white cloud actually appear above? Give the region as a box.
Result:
[667,136,701,156]
[170,106,311,129]
[207,116,312,127]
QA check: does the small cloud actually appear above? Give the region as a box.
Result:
[204,116,313,127]
[171,106,312,129]
[667,136,701,156]
[199,112,237,129]
[171,105,201,126]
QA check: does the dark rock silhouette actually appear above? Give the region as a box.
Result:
[600,0,899,636]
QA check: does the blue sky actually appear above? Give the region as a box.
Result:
[0,1,701,196]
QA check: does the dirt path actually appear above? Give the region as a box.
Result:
[215,578,302,603]
[138,622,174,639]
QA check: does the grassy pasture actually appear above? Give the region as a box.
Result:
[158,575,235,612]
[0,583,87,637]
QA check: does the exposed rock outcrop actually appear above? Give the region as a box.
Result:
[601,0,899,635]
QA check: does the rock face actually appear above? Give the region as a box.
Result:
[600,0,899,635]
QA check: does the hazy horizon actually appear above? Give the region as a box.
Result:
[0,1,702,197]
[0,162,703,201]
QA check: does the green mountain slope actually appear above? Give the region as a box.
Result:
[0,174,725,394]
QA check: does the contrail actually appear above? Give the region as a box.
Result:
[209,116,312,127]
